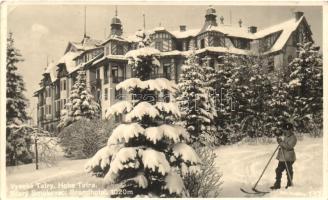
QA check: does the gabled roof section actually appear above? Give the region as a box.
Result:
[102,35,130,45]
[259,16,305,54]
[170,29,200,39]
[43,62,58,83]
[58,51,80,74]
[64,36,102,54]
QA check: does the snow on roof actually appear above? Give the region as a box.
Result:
[207,25,256,39]
[58,51,80,74]
[196,46,252,55]
[44,61,58,83]
[259,17,304,54]
[125,47,160,59]
[170,29,200,39]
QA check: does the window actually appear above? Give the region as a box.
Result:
[155,41,163,51]
[104,88,108,100]
[200,39,205,48]
[115,89,123,100]
[105,46,108,55]
[61,80,66,91]
[231,38,250,49]
[213,36,225,47]
[49,105,52,114]
[112,67,119,83]
[96,68,100,80]
[267,57,274,73]
[116,45,124,55]
[163,64,172,80]
[104,65,109,84]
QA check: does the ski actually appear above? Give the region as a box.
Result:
[252,188,270,194]
[240,188,268,195]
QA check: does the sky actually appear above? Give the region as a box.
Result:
[7,5,323,124]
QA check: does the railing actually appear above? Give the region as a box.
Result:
[112,77,125,84]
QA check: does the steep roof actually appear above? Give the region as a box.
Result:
[43,62,58,83]
[58,51,80,73]
[257,16,305,54]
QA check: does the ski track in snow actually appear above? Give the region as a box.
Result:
[214,137,323,197]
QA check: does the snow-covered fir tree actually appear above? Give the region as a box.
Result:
[6,33,32,166]
[241,56,272,138]
[215,54,250,144]
[287,41,323,130]
[176,52,218,146]
[85,31,200,197]
[266,81,290,136]
[58,70,100,129]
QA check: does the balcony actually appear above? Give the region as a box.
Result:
[112,77,125,84]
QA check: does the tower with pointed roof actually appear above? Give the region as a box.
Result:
[110,6,123,37]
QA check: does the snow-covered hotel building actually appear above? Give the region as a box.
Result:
[34,7,313,132]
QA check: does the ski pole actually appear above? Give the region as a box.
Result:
[252,145,279,190]
[280,145,293,186]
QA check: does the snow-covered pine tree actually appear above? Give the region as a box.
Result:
[6,32,32,166]
[242,56,272,138]
[58,70,100,129]
[215,53,250,144]
[287,41,323,131]
[85,31,200,197]
[266,81,290,136]
[176,52,217,146]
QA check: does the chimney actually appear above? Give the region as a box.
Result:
[179,25,186,32]
[248,26,257,34]
[294,11,304,21]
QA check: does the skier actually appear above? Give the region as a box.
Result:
[270,122,297,190]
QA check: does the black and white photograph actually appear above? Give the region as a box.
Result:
[0,2,326,199]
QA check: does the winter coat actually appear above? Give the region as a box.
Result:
[276,133,297,162]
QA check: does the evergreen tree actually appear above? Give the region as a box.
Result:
[215,54,250,143]
[85,31,200,197]
[241,56,272,138]
[58,70,100,129]
[176,52,217,146]
[6,32,32,166]
[287,41,323,131]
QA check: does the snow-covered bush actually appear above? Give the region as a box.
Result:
[176,52,218,146]
[183,147,222,197]
[58,70,100,129]
[85,31,200,197]
[58,119,112,159]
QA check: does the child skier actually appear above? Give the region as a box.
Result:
[270,122,297,190]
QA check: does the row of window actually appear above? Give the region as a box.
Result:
[40,99,67,117]
[77,49,103,65]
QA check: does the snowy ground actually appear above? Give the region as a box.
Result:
[215,136,323,197]
[6,136,323,198]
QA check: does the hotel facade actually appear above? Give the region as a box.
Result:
[34,7,313,133]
